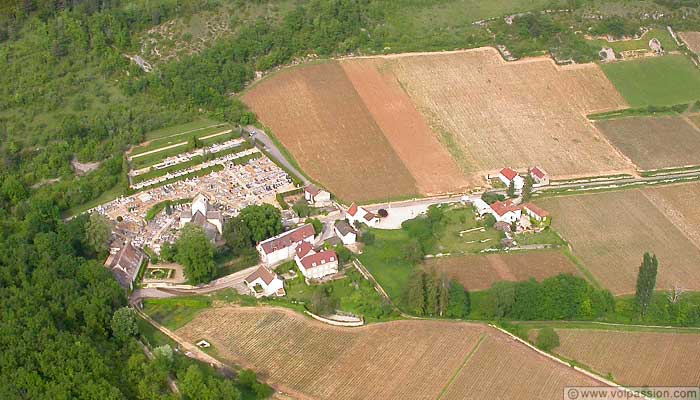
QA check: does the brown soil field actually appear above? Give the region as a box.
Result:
[423,251,580,291]
[689,114,700,130]
[642,182,700,248]
[538,188,700,295]
[679,31,700,54]
[595,116,700,170]
[178,306,602,400]
[555,329,700,386]
[387,47,633,180]
[242,62,419,203]
[340,58,473,194]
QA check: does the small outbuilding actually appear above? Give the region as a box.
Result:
[498,167,524,191]
[334,220,357,245]
[244,266,285,298]
[304,184,331,206]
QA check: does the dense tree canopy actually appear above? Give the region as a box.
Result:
[175,225,217,284]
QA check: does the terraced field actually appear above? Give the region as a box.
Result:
[555,329,700,387]
[538,183,700,294]
[423,251,581,291]
[178,307,603,400]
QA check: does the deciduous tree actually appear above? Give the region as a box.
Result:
[635,252,659,316]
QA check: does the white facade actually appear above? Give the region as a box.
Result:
[335,227,356,245]
[256,224,316,265]
[305,186,331,205]
[499,173,525,190]
[346,203,379,228]
[297,251,339,280]
[246,275,284,297]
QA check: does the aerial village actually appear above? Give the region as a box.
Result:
[102,136,554,310]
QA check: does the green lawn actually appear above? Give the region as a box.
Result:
[602,55,700,107]
[588,28,678,53]
[358,229,416,301]
[514,227,566,247]
[434,207,504,254]
[143,296,212,330]
[144,118,223,141]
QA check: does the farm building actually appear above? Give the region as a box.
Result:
[346,203,379,227]
[498,167,524,191]
[529,166,550,186]
[296,250,339,280]
[244,266,285,298]
[104,242,145,290]
[334,220,357,245]
[180,193,224,237]
[472,198,492,216]
[304,184,331,205]
[487,200,522,223]
[257,224,316,265]
[522,203,551,223]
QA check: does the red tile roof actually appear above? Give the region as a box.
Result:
[295,241,314,258]
[530,166,546,179]
[305,184,320,196]
[523,203,550,218]
[244,266,278,285]
[490,200,520,217]
[300,250,337,270]
[347,203,358,217]
[259,224,315,254]
[500,167,518,181]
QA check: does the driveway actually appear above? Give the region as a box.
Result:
[244,125,309,185]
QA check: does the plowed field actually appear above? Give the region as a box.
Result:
[423,251,580,291]
[389,48,632,180]
[178,306,603,400]
[595,116,700,170]
[243,62,419,203]
[538,185,700,294]
[680,31,700,54]
[555,329,700,386]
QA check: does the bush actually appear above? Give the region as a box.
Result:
[481,191,505,205]
[536,327,560,351]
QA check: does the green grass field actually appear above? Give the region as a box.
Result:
[602,55,700,107]
[358,229,416,301]
[143,296,212,330]
[588,28,678,53]
[132,125,232,156]
[144,118,222,141]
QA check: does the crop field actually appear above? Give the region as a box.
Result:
[538,186,700,294]
[601,55,700,107]
[595,116,700,170]
[423,251,581,291]
[679,31,700,54]
[554,329,700,386]
[340,58,473,194]
[242,62,420,203]
[642,182,700,248]
[388,48,633,180]
[177,306,602,400]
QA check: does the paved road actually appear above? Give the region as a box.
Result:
[244,125,309,185]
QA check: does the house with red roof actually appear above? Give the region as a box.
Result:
[529,166,550,186]
[522,203,551,224]
[498,167,525,191]
[346,203,379,227]
[256,224,315,265]
[487,200,522,223]
[296,250,339,280]
[244,266,285,298]
[304,184,331,205]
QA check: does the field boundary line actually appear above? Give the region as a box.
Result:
[489,324,653,399]
[435,334,486,400]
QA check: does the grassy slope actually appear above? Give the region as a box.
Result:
[602,55,700,107]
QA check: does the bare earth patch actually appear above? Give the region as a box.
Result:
[679,31,700,54]
[555,329,700,386]
[243,62,419,203]
[423,251,580,291]
[177,306,601,400]
[388,47,634,180]
[538,188,700,295]
[340,58,473,194]
[595,116,700,170]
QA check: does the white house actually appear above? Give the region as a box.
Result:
[256,224,315,265]
[304,184,331,205]
[488,200,522,223]
[180,193,224,236]
[529,166,550,186]
[333,220,357,245]
[244,266,285,297]
[498,167,524,191]
[472,198,492,216]
[346,203,379,227]
[296,250,339,280]
[294,240,316,261]
[522,203,551,223]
